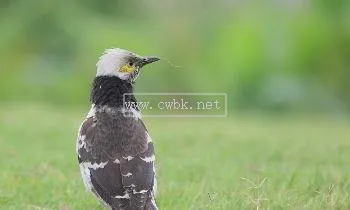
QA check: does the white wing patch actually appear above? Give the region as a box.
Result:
[122,172,132,177]
[133,189,148,194]
[140,155,155,163]
[123,156,134,161]
[115,192,130,199]
[82,161,108,170]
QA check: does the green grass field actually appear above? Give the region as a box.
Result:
[0,104,349,210]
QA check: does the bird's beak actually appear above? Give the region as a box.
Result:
[138,56,160,68]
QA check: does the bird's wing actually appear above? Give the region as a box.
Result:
[120,141,157,209]
[78,111,156,209]
[77,115,130,208]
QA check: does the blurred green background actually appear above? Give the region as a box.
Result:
[1,1,350,209]
[1,0,349,114]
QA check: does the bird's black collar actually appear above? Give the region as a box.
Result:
[90,76,137,108]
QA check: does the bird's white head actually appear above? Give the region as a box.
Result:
[96,48,160,83]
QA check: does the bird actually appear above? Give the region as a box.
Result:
[76,48,160,210]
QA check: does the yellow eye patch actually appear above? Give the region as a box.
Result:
[120,64,135,73]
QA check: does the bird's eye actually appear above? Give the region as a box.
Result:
[120,62,135,73]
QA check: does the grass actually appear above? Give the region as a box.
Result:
[0,104,350,209]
